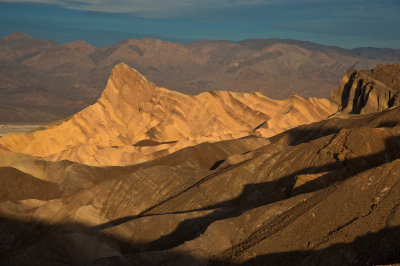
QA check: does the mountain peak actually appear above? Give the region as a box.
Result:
[112,61,135,72]
[99,62,157,110]
[109,62,152,86]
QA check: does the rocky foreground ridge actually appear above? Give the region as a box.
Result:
[0,64,400,265]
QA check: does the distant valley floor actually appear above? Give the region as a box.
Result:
[0,124,41,136]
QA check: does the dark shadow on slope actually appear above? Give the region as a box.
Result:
[340,72,357,111]
[351,79,372,114]
[133,139,178,147]
[270,119,400,148]
[335,70,374,114]
[91,135,400,253]
[235,226,400,266]
[209,160,225,170]
[268,106,400,148]
[378,121,399,128]
[1,214,399,265]
[252,121,267,131]
[266,119,349,148]
[0,215,207,265]
[388,91,400,108]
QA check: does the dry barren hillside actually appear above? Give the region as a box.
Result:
[330,64,400,115]
[0,64,400,265]
[1,32,400,122]
[0,63,337,166]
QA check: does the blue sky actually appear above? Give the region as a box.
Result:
[0,0,399,48]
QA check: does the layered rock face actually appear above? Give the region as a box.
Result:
[330,64,400,114]
[0,63,337,166]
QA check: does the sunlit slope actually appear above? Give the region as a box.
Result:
[0,63,337,165]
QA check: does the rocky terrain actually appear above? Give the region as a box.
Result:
[1,32,400,123]
[0,63,336,166]
[0,64,399,265]
[330,64,400,115]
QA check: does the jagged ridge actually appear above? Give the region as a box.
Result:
[0,63,337,166]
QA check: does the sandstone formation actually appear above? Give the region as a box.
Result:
[330,64,400,114]
[0,63,337,166]
[1,33,400,122]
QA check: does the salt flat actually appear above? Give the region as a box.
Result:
[0,124,42,136]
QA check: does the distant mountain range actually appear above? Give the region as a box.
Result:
[1,32,400,123]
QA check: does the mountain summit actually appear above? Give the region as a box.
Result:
[0,63,337,165]
[99,62,157,112]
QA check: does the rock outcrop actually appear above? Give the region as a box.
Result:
[330,64,400,114]
[0,63,337,166]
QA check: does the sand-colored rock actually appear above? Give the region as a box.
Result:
[0,63,337,166]
[330,64,400,114]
